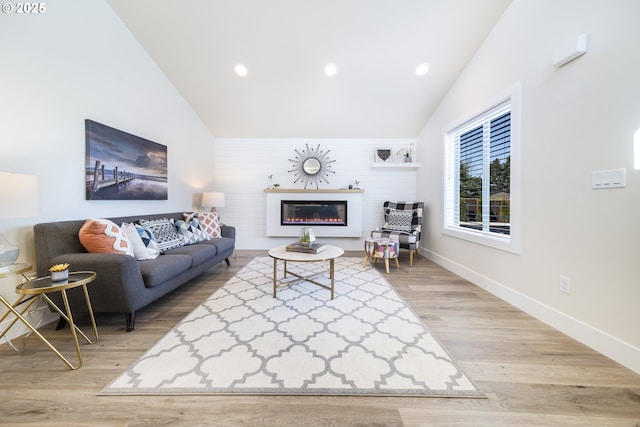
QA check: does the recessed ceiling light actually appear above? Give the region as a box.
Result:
[234,64,248,77]
[416,63,430,76]
[324,63,337,77]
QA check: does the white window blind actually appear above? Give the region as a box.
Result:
[444,99,514,245]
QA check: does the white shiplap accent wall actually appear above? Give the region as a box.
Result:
[213,138,418,250]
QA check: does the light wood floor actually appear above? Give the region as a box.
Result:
[1,251,639,426]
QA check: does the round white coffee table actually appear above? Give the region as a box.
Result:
[268,244,344,299]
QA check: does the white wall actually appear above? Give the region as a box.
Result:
[213,138,418,250]
[0,0,216,336]
[417,0,640,373]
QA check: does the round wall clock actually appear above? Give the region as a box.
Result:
[288,144,335,189]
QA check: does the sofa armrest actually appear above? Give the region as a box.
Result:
[49,252,147,313]
[220,225,235,240]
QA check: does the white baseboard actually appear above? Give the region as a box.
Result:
[421,248,640,375]
[0,303,57,347]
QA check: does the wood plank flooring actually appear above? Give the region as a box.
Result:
[1,251,639,426]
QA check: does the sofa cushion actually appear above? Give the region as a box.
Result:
[200,236,235,255]
[79,219,134,257]
[138,254,192,288]
[138,218,184,253]
[166,243,217,266]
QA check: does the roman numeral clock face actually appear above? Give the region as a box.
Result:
[288,144,335,189]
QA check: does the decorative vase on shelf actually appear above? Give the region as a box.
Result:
[405,156,412,163]
[298,227,316,247]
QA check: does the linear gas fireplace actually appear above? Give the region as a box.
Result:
[281,200,347,226]
[265,188,363,238]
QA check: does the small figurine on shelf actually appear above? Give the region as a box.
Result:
[397,148,412,163]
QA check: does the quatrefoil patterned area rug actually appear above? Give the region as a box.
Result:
[100,257,483,397]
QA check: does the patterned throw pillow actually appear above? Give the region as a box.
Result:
[384,209,414,232]
[121,223,158,260]
[134,223,160,257]
[138,218,184,253]
[171,218,210,245]
[184,212,221,239]
[78,218,134,256]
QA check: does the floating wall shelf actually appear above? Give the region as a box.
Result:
[264,188,364,193]
[371,163,421,168]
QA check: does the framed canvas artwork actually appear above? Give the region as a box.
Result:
[374,147,392,163]
[85,120,168,200]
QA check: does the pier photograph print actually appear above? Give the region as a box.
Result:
[85,120,168,200]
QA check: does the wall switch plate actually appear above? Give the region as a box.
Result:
[592,168,626,189]
[560,276,571,294]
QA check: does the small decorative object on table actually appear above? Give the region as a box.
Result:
[286,241,326,254]
[49,263,70,282]
[298,227,316,247]
[273,183,280,189]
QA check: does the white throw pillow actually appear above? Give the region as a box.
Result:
[121,222,159,260]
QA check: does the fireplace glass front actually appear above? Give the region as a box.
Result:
[281,200,347,226]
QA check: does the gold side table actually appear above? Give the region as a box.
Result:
[0,269,98,370]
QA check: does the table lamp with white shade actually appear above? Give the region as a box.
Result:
[0,172,41,270]
[201,191,225,213]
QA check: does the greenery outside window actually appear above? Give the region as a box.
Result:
[444,83,521,253]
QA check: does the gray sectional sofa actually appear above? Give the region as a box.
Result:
[33,212,235,332]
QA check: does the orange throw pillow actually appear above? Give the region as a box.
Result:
[79,218,134,256]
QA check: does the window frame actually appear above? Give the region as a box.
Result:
[443,83,522,254]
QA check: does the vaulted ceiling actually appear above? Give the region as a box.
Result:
[107,0,511,138]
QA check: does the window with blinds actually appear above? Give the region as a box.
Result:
[444,90,519,252]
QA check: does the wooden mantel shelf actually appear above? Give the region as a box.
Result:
[263,188,364,193]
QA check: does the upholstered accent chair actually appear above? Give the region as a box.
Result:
[370,201,424,267]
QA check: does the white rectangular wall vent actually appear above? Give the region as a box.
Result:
[553,33,588,68]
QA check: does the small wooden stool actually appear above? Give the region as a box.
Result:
[363,237,400,274]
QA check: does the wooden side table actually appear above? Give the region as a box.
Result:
[0,269,98,369]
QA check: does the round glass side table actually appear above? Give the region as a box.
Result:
[10,271,99,369]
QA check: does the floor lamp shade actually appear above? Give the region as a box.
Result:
[0,172,41,269]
